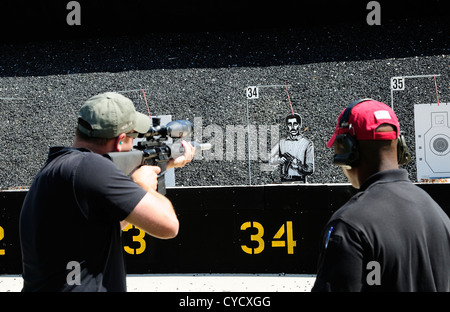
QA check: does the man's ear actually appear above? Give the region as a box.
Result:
[114,133,127,152]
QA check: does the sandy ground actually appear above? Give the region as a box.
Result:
[0,274,316,292]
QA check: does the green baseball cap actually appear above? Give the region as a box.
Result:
[77,92,151,138]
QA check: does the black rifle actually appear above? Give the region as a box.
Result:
[106,117,211,195]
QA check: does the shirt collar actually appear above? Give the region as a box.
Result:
[287,134,301,141]
[359,169,410,192]
[47,146,92,161]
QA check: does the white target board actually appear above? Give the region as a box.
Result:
[414,103,450,182]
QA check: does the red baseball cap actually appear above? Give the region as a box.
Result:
[327,100,400,148]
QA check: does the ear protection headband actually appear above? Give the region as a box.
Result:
[333,99,411,168]
[397,132,411,166]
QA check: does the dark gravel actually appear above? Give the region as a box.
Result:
[0,15,448,188]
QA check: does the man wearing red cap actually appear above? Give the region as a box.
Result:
[312,99,450,292]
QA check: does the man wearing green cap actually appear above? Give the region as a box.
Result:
[19,92,194,292]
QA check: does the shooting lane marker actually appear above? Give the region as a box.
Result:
[245,84,292,185]
[390,74,441,109]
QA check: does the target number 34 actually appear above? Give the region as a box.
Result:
[246,86,259,99]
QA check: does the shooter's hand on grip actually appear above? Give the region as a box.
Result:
[131,165,161,193]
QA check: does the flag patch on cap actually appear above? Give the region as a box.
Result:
[374,110,391,120]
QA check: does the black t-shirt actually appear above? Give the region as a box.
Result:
[19,147,147,292]
[312,169,450,292]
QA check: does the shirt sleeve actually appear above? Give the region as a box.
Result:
[72,153,147,222]
[311,220,367,292]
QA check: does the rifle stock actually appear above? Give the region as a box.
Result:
[105,151,144,176]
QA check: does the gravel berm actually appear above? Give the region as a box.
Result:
[0,9,448,189]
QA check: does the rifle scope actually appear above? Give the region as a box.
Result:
[139,117,193,139]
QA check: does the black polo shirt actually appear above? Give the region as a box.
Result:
[312,169,450,292]
[19,147,147,292]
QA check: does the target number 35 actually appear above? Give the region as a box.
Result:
[391,77,405,90]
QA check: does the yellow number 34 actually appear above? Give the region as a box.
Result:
[240,221,296,255]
